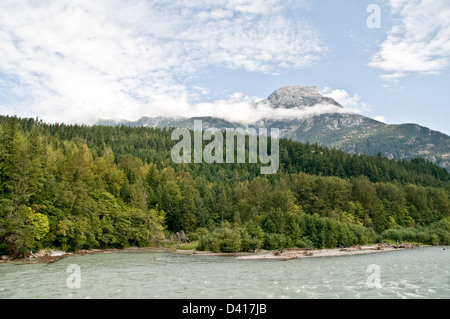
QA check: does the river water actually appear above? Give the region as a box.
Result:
[0,246,449,299]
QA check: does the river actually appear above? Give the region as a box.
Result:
[0,246,448,299]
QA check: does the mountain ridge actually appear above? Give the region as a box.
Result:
[96,86,450,171]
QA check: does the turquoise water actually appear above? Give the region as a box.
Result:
[0,246,449,299]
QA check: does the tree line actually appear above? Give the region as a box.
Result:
[0,115,449,256]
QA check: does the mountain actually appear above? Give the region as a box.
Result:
[264,86,342,108]
[96,86,450,171]
[263,113,450,170]
[96,116,185,128]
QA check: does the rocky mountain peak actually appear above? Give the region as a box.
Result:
[266,86,342,109]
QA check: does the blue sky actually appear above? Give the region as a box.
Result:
[0,0,449,135]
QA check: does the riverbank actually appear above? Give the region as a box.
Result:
[177,243,422,260]
[0,243,423,264]
[234,243,422,260]
[0,248,122,264]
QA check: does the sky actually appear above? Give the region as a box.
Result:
[0,0,449,135]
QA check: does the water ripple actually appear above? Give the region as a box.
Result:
[0,246,448,299]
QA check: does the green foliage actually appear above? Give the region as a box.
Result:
[0,116,167,255]
[263,233,293,250]
[381,219,450,245]
[26,208,50,241]
[0,115,449,255]
[284,213,376,249]
[198,225,242,253]
[198,223,263,253]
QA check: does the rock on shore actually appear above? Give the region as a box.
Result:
[235,243,421,260]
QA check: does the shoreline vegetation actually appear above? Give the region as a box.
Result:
[0,116,449,262]
[0,242,425,264]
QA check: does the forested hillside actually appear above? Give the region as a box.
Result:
[100,85,450,172]
[1,115,449,256]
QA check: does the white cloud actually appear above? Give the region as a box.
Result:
[0,0,324,124]
[369,0,450,79]
[167,93,354,125]
[320,87,370,113]
[162,87,364,125]
[374,116,387,123]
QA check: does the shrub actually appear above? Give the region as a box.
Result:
[198,226,244,253]
[240,228,262,252]
[187,227,209,242]
[295,237,314,248]
[218,228,242,253]
[198,232,221,252]
[263,233,293,250]
[380,219,450,245]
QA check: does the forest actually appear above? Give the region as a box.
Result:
[0,115,449,256]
